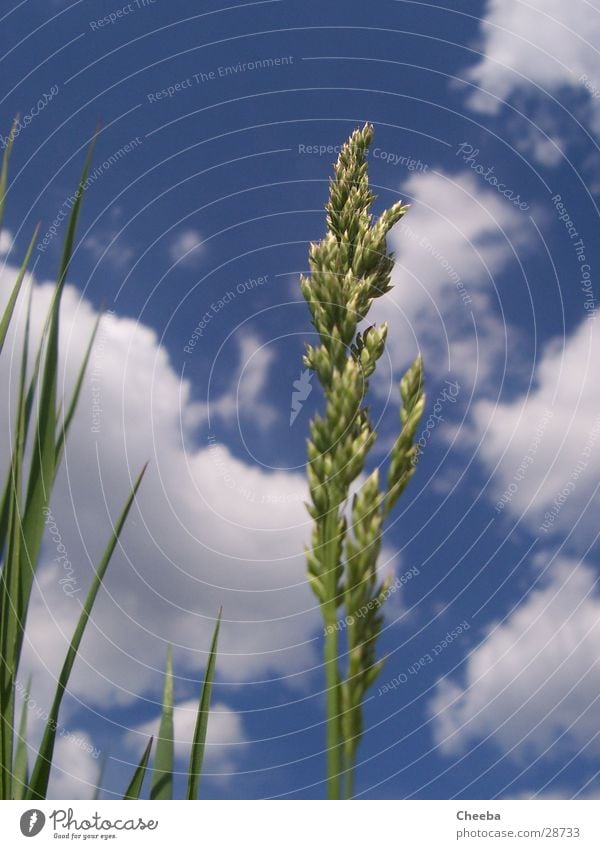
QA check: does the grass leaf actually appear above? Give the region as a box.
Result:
[18,137,98,665]
[150,645,174,800]
[92,752,108,801]
[0,226,38,357]
[55,310,101,464]
[26,464,147,800]
[0,117,18,236]
[124,737,153,801]
[0,277,33,561]
[57,132,98,289]
[186,608,222,800]
[0,132,148,802]
[12,677,31,799]
[0,280,33,799]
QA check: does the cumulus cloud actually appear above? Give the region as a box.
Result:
[459,0,600,168]
[0,264,323,719]
[463,1,600,115]
[83,230,135,270]
[0,241,413,736]
[502,108,566,168]
[195,331,279,430]
[473,316,599,543]
[13,683,101,799]
[373,169,529,395]
[430,557,600,762]
[0,229,14,255]
[510,785,600,800]
[169,229,204,266]
[48,731,101,798]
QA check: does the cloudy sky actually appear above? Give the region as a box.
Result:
[1,0,599,799]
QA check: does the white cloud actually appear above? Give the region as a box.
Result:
[196,331,278,429]
[373,169,528,395]
[48,731,101,799]
[169,229,204,266]
[13,685,101,799]
[511,785,600,800]
[463,1,600,113]
[0,163,527,761]
[0,229,14,255]
[504,109,566,167]
[0,265,321,715]
[430,557,600,762]
[473,317,599,542]
[83,231,135,270]
[129,701,245,775]
[0,264,404,727]
[460,0,600,166]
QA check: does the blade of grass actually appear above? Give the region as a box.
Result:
[150,644,174,800]
[0,282,33,799]
[0,226,38,357]
[0,279,33,561]
[186,608,222,800]
[57,132,98,289]
[124,737,153,801]
[92,751,108,801]
[18,138,98,661]
[0,453,21,798]
[12,676,31,799]
[0,117,18,236]
[2,275,60,799]
[55,311,101,465]
[26,463,147,800]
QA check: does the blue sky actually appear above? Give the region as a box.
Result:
[1,0,600,799]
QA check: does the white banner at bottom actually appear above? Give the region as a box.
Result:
[0,800,597,847]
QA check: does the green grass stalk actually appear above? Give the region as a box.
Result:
[301,124,426,798]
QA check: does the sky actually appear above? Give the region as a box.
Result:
[1,0,600,799]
